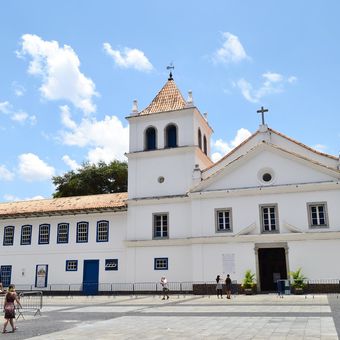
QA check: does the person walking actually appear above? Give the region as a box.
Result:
[3,284,22,333]
[225,274,232,299]
[160,276,169,300]
[216,275,223,298]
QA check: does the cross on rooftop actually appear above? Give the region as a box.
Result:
[166,63,175,80]
[257,106,268,125]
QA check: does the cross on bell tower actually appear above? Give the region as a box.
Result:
[257,106,268,125]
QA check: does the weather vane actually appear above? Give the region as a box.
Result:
[166,62,175,80]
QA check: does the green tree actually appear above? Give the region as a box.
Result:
[52,160,128,198]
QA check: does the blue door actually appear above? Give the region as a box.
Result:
[83,260,99,295]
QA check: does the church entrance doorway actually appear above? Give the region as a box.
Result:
[258,247,287,292]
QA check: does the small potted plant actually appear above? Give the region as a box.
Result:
[289,268,306,294]
[242,269,256,294]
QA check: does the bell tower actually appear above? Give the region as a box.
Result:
[126,73,213,199]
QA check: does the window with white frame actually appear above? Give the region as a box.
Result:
[97,220,109,242]
[21,225,32,245]
[154,257,168,270]
[153,213,168,239]
[39,224,50,244]
[308,202,328,228]
[260,204,279,232]
[77,222,88,243]
[66,260,78,271]
[215,209,233,232]
[57,223,69,243]
[3,226,14,246]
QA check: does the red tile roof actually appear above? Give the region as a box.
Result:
[0,193,127,219]
[140,79,187,115]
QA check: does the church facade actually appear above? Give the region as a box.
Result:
[0,75,340,293]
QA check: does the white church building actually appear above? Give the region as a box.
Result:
[0,74,340,294]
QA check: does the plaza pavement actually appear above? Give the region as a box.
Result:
[7,293,340,339]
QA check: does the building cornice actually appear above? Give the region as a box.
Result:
[126,145,198,159]
[189,181,340,199]
[125,230,340,247]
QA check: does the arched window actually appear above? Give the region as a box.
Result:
[145,127,157,151]
[198,128,202,149]
[165,124,177,148]
[203,135,207,155]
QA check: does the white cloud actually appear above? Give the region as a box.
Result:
[313,144,327,152]
[18,153,55,182]
[60,105,77,129]
[18,34,97,113]
[213,32,249,64]
[12,82,26,96]
[212,128,252,162]
[59,107,129,163]
[103,43,153,72]
[11,111,29,123]
[0,165,14,181]
[0,101,36,125]
[237,72,297,103]
[3,194,44,202]
[62,155,80,170]
[0,101,11,114]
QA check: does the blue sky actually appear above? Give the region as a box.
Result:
[0,1,339,201]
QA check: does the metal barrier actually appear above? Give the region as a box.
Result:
[17,291,43,319]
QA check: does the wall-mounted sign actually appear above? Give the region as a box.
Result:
[35,264,48,288]
[105,259,118,271]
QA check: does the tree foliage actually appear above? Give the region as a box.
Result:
[52,160,128,198]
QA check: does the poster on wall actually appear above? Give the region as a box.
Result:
[222,254,236,274]
[35,264,48,288]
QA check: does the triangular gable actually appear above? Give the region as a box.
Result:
[203,126,338,179]
[192,142,340,192]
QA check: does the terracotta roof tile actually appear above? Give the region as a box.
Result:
[0,193,127,219]
[140,79,187,115]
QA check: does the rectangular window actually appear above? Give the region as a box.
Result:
[97,220,109,242]
[153,213,168,239]
[77,222,88,243]
[105,259,118,271]
[308,202,328,228]
[21,225,32,245]
[0,265,12,286]
[57,223,69,244]
[3,226,14,246]
[39,224,50,244]
[66,260,78,271]
[154,257,168,270]
[260,204,279,232]
[215,208,233,232]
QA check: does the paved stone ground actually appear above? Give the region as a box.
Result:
[3,294,340,339]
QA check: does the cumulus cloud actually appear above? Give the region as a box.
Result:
[18,34,97,113]
[12,82,26,97]
[313,144,327,152]
[0,165,14,181]
[236,72,297,103]
[3,194,44,202]
[211,128,252,162]
[0,101,36,124]
[59,106,129,163]
[62,155,80,170]
[103,43,153,72]
[0,101,11,114]
[213,32,249,64]
[18,153,55,182]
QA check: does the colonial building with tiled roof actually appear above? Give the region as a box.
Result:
[1,74,340,294]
